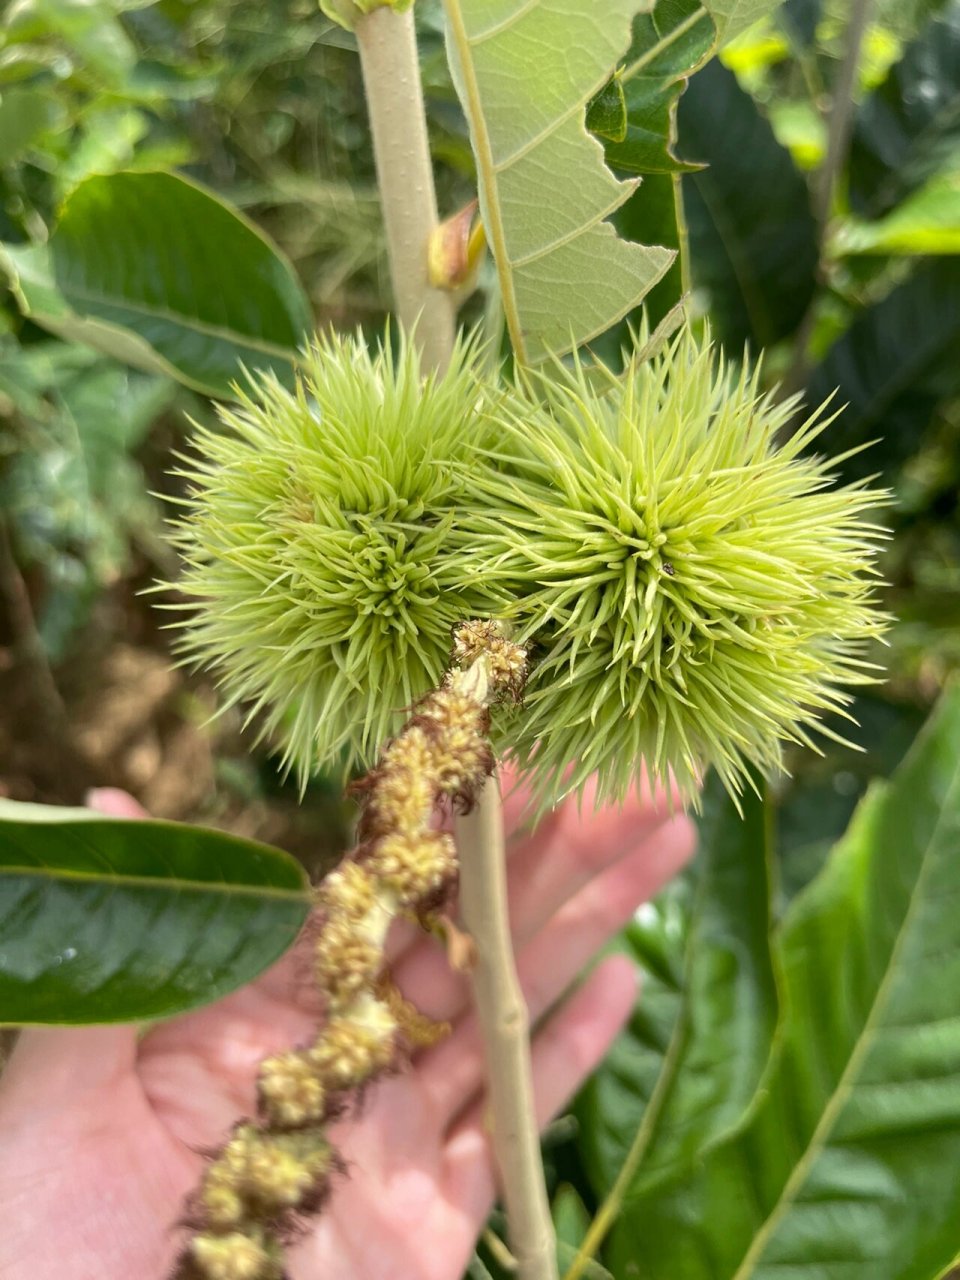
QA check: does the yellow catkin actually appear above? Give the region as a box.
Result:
[308,1004,398,1088]
[176,622,527,1280]
[369,725,439,834]
[313,918,383,1007]
[318,861,378,920]
[190,1231,275,1280]
[257,1051,326,1127]
[243,1130,331,1208]
[370,830,457,905]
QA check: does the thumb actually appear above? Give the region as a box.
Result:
[1,789,148,1113]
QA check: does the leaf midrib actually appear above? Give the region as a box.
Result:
[731,757,960,1279]
[444,0,526,360]
[57,281,301,364]
[0,863,308,901]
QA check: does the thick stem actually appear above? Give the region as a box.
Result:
[456,779,559,1280]
[354,5,456,373]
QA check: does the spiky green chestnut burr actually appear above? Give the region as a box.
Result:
[466,328,889,808]
[167,329,501,785]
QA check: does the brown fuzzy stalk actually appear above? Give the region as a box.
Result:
[171,621,527,1280]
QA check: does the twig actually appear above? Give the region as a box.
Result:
[0,512,92,800]
[354,5,457,374]
[814,0,873,232]
[456,780,559,1280]
[781,0,874,404]
[0,515,67,734]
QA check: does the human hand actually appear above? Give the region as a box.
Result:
[0,779,694,1280]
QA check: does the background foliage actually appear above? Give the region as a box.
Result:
[2,0,960,1276]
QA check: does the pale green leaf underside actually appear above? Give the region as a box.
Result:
[443,0,675,362]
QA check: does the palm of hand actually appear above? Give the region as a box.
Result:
[0,785,694,1280]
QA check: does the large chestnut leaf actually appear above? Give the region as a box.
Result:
[0,802,311,1025]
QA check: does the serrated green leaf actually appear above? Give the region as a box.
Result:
[804,258,960,478]
[604,0,715,177]
[443,0,675,363]
[609,685,960,1280]
[605,171,685,341]
[849,1,960,218]
[1,171,311,399]
[0,800,311,1025]
[678,57,818,347]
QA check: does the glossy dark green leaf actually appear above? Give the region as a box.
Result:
[604,0,714,177]
[677,58,818,348]
[576,776,777,1198]
[776,693,928,904]
[1,171,312,399]
[849,1,960,218]
[804,257,960,479]
[0,800,311,1025]
[610,685,960,1280]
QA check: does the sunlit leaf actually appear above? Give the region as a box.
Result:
[1,171,311,399]
[443,0,675,362]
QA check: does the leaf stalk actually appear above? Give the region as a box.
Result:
[354,5,457,373]
[456,779,560,1280]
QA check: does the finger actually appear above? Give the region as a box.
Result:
[417,813,694,1125]
[136,946,323,1147]
[0,1026,138,1117]
[85,787,148,818]
[393,804,693,1026]
[442,954,638,1222]
[494,773,678,948]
